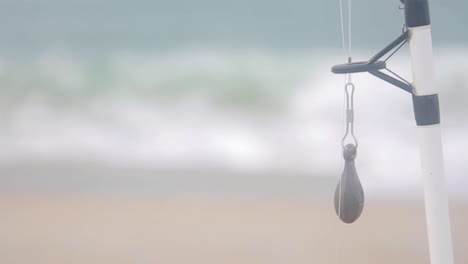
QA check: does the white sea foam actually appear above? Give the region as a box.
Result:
[0,48,467,196]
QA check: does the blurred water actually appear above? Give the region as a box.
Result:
[0,48,467,198]
[0,0,466,198]
[0,0,467,53]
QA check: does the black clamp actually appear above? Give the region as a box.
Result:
[331,30,413,94]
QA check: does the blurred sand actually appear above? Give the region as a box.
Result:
[0,196,466,264]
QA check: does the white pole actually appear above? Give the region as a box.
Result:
[406,1,455,263]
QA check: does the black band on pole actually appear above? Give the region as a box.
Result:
[412,94,440,126]
[404,0,431,27]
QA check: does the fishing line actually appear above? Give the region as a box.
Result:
[338,0,353,80]
[347,0,352,63]
[338,0,346,219]
[337,0,355,220]
[335,0,364,225]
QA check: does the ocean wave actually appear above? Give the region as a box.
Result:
[0,48,467,195]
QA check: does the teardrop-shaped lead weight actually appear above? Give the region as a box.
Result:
[334,144,364,224]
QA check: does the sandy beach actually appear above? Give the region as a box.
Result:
[1,195,466,264]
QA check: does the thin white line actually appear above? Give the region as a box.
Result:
[338,0,347,219]
[338,0,354,219]
[348,0,352,60]
[339,0,347,64]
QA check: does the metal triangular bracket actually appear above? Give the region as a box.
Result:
[331,30,412,94]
